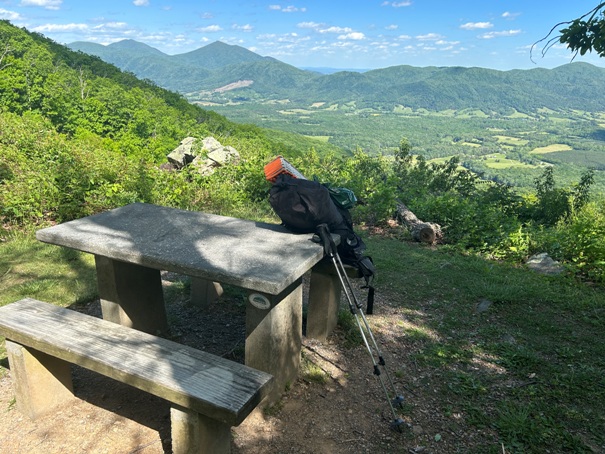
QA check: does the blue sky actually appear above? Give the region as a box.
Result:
[2,0,604,70]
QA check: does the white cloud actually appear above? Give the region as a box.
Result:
[479,29,521,39]
[460,22,493,30]
[283,6,306,13]
[93,22,128,30]
[297,21,321,29]
[385,24,398,30]
[436,39,460,46]
[133,0,149,6]
[416,33,443,41]
[0,8,23,20]
[269,5,306,13]
[381,1,412,7]
[232,24,254,32]
[198,25,223,33]
[320,26,353,34]
[338,32,365,40]
[502,11,520,20]
[31,23,89,32]
[20,0,62,10]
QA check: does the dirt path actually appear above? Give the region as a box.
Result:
[0,276,499,453]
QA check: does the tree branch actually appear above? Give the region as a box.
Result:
[531,3,605,63]
[0,42,13,71]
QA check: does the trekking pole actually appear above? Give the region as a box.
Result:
[316,225,404,405]
[332,248,404,408]
[315,224,406,430]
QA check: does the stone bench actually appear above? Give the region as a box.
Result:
[0,298,273,454]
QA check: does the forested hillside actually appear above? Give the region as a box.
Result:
[68,39,605,112]
[0,20,346,224]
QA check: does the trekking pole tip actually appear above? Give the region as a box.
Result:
[390,417,406,432]
[392,395,405,408]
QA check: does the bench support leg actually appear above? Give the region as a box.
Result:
[189,278,224,308]
[306,263,342,341]
[95,256,169,335]
[5,340,75,420]
[171,406,231,454]
[245,279,303,404]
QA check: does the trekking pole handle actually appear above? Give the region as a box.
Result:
[316,223,337,257]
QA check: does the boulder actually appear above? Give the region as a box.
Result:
[167,136,198,168]
[201,137,223,153]
[191,157,219,176]
[526,252,564,276]
[208,145,240,166]
[166,136,241,175]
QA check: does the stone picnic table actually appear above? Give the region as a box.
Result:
[36,203,341,401]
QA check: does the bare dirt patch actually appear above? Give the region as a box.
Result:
[0,274,499,453]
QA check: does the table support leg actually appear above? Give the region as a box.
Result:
[245,279,303,404]
[95,256,169,335]
[307,267,341,341]
[190,277,224,308]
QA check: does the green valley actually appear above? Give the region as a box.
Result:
[210,101,605,191]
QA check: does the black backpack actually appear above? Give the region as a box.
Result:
[268,174,376,313]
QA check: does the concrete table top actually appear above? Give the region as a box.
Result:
[36,203,327,295]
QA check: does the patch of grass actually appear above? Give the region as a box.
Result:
[365,236,605,452]
[0,232,97,308]
[400,325,433,342]
[263,399,285,417]
[413,342,474,368]
[530,143,573,154]
[303,135,331,142]
[494,135,529,146]
[337,309,364,347]
[445,371,489,397]
[300,353,329,384]
[483,153,536,169]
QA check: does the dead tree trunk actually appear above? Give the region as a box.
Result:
[396,202,442,244]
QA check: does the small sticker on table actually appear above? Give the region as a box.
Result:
[248,293,271,310]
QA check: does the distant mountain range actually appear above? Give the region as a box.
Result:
[68,40,605,112]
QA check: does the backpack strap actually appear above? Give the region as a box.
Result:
[357,255,376,314]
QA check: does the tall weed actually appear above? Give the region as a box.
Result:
[550,201,605,282]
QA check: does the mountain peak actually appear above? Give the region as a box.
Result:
[108,39,167,56]
[172,40,266,70]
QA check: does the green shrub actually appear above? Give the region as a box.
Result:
[550,201,605,282]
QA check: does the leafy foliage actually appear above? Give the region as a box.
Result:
[558,3,605,58]
[2,20,605,284]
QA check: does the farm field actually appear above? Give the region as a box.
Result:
[210,102,605,191]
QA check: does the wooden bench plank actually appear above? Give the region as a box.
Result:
[0,298,273,426]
